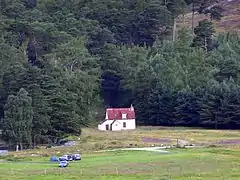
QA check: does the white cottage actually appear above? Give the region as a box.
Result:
[98,105,136,131]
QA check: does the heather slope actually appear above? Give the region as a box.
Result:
[177,0,240,32]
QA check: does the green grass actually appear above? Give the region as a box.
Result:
[1,127,239,179]
[1,148,239,180]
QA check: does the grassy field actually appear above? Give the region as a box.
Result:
[0,148,239,180]
[4,127,240,157]
[0,127,240,179]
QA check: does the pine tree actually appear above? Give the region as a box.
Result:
[134,1,173,45]
[22,0,37,9]
[192,19,216,52]
[19,66,51,146]
[166,0,187,41]
[184,0,202,33]
[86,27,116,55]
[148,85,176,126]
[174,90,201,126]
[47,88,80,144]
[2,88,33,150]
[132,63,158,125]
[39,73,81,143]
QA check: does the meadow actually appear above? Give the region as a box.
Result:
[0,127,240,180]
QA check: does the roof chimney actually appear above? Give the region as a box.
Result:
[105,110,108,120]
[130,104,134,111]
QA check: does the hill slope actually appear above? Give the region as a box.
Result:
[177,0,240,33]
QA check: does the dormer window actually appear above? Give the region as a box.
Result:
[122,113,127,119]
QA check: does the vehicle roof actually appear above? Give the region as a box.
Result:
[59,160,68,163]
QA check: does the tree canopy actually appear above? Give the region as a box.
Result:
[0,0,239,149]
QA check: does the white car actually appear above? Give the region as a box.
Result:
[59,160,69,168]
[59,156,68,161]
[62,154,73,161]
[72,154,81,160]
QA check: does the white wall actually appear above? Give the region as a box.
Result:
[98,119,136,131]
[98,120,114,131]
[111,120,122,131]
[122,119,136,130]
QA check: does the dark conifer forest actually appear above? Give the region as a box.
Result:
[0,0,239,148]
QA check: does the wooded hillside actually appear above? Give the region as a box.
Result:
[0,0,239,149]
[177,0,240,32]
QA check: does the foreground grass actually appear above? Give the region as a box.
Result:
[0,148,239,180]
[1,127,240,179]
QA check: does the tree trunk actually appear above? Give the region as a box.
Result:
[19,142,23,151]
[33,138,35,149]
[172,18,177,41]
[204,37,207,53]
[182,14,185,25]
[16,144,19,152]
[192,3,195,35]
[215,116,218,129]
[164,0,167,6]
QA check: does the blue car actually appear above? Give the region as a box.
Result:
[58,160,69,168]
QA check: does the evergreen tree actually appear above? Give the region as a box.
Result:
[2,88,33,150]
[132,63,158,125]
[197,0,224,21]
[134,1,173,45]
[174,90,201,126]
[49,38,101,126]
[184,0,224,32]
[148,85,176,126]
[39,72,81,143]
[166,0,187,41]
[20,66,51,146]
[22,0,37,9]
[86,27,116,55]
[192,19,216,52]
[0,0,239,142]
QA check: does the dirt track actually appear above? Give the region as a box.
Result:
[142,137,240,146]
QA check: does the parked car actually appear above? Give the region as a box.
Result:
[58,160,69,168]
[58,156,68,161]
[50,156,59,162]
[62,154,73,161]
[67,155,73,161]
[72,154,81,160]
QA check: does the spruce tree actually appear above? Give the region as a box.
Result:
[39,73,81,143]
[20,66,51,146]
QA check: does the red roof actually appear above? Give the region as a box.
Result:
[105,106,135,120]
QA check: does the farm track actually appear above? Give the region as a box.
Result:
[95,147,170,153]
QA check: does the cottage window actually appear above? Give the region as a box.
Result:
[106,124,109,130]
[123,122,126,128]
[122,113,127,119]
